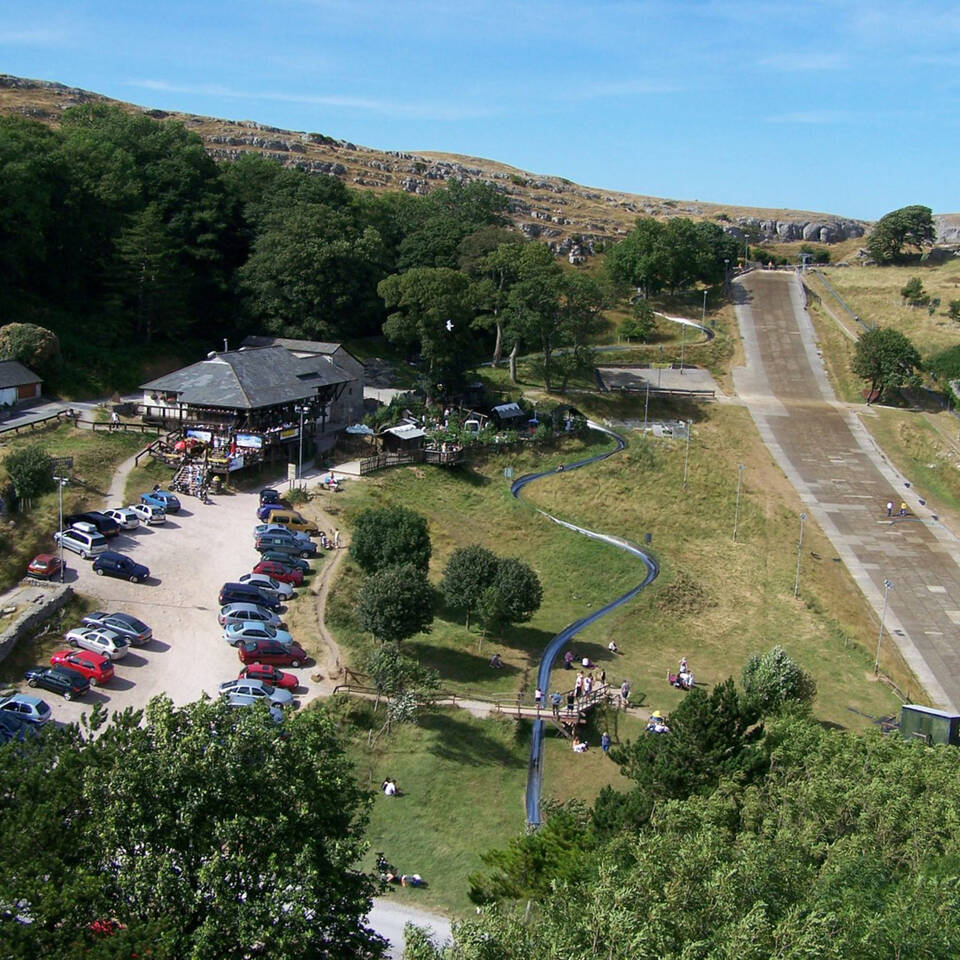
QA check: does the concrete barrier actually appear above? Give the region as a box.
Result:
[0,582,73,665]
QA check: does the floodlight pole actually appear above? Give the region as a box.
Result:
[701,289,707,324]
[643,378,650,433]
[793,512,807,597]
[682,421,692,488]
[874,579,893,674]
[733,463,745,542]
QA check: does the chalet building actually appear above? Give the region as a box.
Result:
[240,336,364,427]
[138,343,363,470]
[0,360,42,406]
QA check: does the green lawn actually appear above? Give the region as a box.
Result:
[324,407,906,916]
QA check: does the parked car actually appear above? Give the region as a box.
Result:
[238,662,298,690]
[64,511,121,537]
[218,602,283,628]
[223,622,293,647]
[65,626,130,660]
[252,559,304,586]
[238,572,294,600]
[256,502,287,521]
[54,526,108,559]
[81,611,152,646]
[103,507,140,531]
[25,665,90,701]
[255,534,317,559]
[27,553,65,580]
[0,694,52,726]
[50,648,115,685]
[141,490,181,513]
[258,551,311,573]
[0,712,38,743]
[259,488,283,506]
[266,509,321,537]
[219,582,282,611]
[237,638,308,668]
[218,678,294,709]
[132,502,166,525]
[93,551,150,583]
[253,523,311,544]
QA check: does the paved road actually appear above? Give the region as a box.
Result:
[734,270,960,709]
[368,899,452,958]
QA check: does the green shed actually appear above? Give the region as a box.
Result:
[900,704,960,746]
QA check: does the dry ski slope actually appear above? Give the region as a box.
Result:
[733,269,960,711]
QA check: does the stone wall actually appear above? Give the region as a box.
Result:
[0,582,73,665]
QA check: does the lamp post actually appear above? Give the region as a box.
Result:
[683,421,692,488]
[643,378,650,433]
[294,404,311,489]
[874,579,893,674]
[54,476,68,582]
[793,512,807,597]
[680,321,686,375]
[701,288,707,324]
[733,463,745,542]
[724,258,730,296]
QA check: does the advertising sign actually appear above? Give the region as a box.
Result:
[186,429,212,443]
[235,433,263,450]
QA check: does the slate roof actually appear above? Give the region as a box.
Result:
[0,359,42,389]
[492,402,524,419]
[140,347,352,410]
[241,335,341,356]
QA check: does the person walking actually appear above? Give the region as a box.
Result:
[601,731,611,753]
[534,687,543,711]
[899,501,908,517]
[620,680,630,707]
[566,691,575,714]
[584,674,593,698]
[333,528,341,549]
[886,500,894,517]
[110,410,120,432]
[575,672,584,700]
[599,667,606,686]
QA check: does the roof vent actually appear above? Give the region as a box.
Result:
[206,351,217,360]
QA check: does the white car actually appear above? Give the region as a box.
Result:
[238,573,294,600]
[65,626,131,660]
[218,603,283,628]
[104,507,140,531]
[132,502,166,525]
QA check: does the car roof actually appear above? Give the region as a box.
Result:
[99,550,126,561]
[5,694,46,708]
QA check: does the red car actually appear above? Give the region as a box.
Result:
[252,559,304,586]
[237,639,308,668]
[238,662,299,691]
[27,553,65,580]
[49,648,115,686]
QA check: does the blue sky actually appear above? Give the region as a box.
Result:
[2,0,957,220]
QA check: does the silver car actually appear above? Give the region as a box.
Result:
[65,626,131,660]
[238,573,294,600]
[218,603,283,628]
[218,678,294,709]
[104,507,140,531]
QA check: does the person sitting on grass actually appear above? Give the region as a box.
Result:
[382,778,398,796]
[572,737,588,753]
[489,653,504,669]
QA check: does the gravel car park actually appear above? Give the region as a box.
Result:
[27,480,317,727]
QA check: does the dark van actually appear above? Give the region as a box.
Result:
[218,581,282,611]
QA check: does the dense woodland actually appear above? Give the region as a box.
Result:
[0,105,739,396]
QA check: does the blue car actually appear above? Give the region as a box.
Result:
[256,502,287,521]
[141,489,181,513]
[92,551,150,583]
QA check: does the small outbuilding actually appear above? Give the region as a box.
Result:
[900,704,960,746]
[0,360,42,406]
[381,422,426,453]
[491,402,525,427]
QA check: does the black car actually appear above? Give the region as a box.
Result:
[92,551,150,583]
[25,666,90,701]
[259,488,283,506]
[64,511,121,537]
[81,610,152,645]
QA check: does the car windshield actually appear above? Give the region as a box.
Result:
[36,702,51,715]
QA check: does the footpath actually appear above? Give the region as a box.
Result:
[734,270,960,710]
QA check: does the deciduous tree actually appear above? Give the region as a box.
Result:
[867,204,935,263]
[441,544,500,628]
[851,326,922,399]
[349,506,432,574]
[357,562,435,643]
